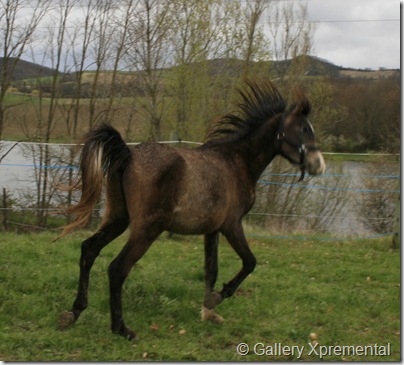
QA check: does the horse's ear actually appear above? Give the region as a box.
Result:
[287,89,311,116]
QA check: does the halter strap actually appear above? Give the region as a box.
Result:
[276,119,313,181]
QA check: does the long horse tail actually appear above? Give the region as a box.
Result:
[59,124,131,238]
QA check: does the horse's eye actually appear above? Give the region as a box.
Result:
[302,126,309,133]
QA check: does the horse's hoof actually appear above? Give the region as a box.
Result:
[126,330,138,341]
[123,328,138,341]
[58,311,76,331]
[112,326,138,341]
[201,306,224,324]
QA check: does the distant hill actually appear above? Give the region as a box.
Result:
[201,56,341,79]
[0,57,55,81]
[205,56,399,79]
[2,55,399,83]
[270,55,342,78]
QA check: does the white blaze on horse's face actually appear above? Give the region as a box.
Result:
[304,120,326,176]
[306,147,326,175]
[281,115,326,176]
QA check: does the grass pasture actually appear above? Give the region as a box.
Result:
[0,231,400,361]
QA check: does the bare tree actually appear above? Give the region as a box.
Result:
[68,0,98,136]
[169,0,222,139]
[23,0,77,226]
[101,0,137,128]
[268,1,315,61]
[0,0,51,138]
[239,0,270,78]
[124,0,173,140]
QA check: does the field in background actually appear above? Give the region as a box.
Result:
[0,231,400,361]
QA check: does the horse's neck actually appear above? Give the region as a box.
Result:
[234,121,279,184]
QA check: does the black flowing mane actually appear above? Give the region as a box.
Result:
[205,81,287,146]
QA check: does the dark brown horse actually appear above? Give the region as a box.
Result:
[58,81,325,340]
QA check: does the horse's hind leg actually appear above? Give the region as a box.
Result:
[74,220,129,317]
[108,224,163,340]
[201,232,224,323]
[108,223,163,340]
[58,218,128,330]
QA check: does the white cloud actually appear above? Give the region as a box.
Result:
[307,0,400,69]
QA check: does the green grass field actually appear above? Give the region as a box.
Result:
[0,231,400,361]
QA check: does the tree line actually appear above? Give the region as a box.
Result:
[0,0,399,152]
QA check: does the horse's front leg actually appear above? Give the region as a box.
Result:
[201,232,224,323]
[219,223,256,301]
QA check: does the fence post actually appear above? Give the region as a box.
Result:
[2,188,8,231]
[391,180,400,249]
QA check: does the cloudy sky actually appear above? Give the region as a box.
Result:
[306,0,400,70]
[19,0,400,71]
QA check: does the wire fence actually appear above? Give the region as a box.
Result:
[0,140,400,242]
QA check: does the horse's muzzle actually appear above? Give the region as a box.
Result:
[306,150,326,175]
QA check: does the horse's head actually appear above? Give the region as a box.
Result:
[276,92,325,180]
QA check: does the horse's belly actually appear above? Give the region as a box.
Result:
[168,205,224,235]
[166,164,231,234]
